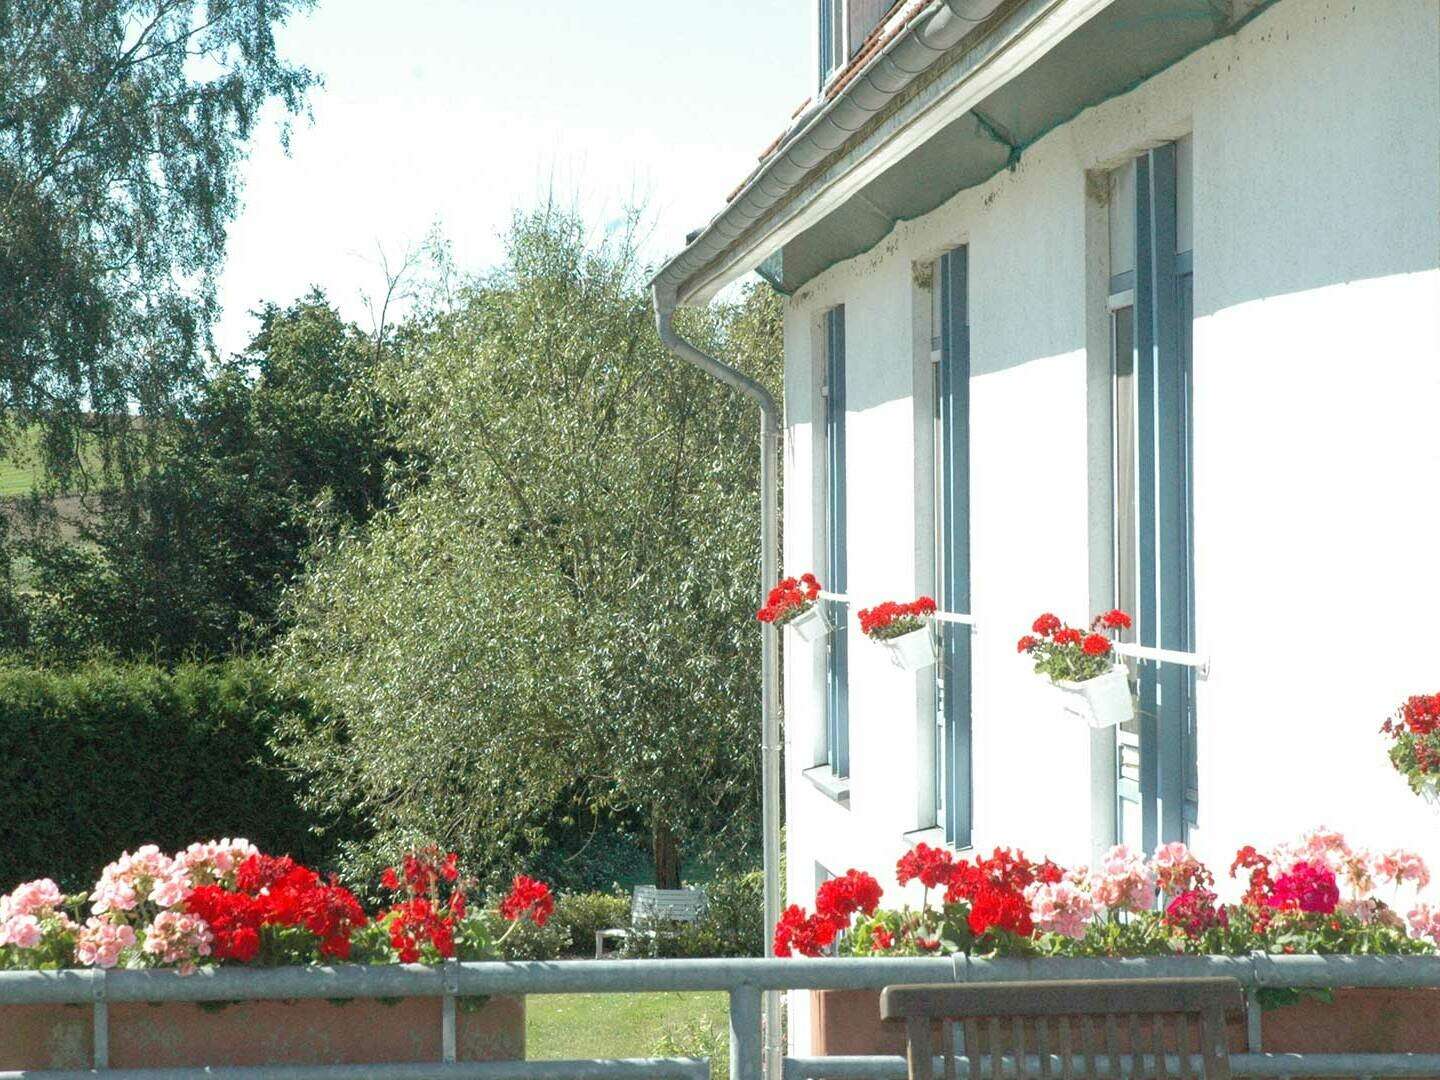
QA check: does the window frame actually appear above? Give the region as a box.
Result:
[823,305,850,780]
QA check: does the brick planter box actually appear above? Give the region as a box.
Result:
[0,995,524,1071]
[811,987,1440,1060]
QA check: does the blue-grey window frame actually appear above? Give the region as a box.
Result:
[936,249,972,847]
[1127,144,1197,848]
[824,305,850,779]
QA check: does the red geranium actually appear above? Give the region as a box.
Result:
[756,573,822,624]
[500,875,555,927]
[1265,861,1340,916]
[815,870,883,924]
[858,597,937,640]
[772,903,838,957]
[896,843,955,890]
[1019,610,1129,684]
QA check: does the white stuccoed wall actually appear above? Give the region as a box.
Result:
[781,0,1440,1049]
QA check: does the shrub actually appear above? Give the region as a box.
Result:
[550,891,631,957]
[622,871,764,959]
[0,660,338,891]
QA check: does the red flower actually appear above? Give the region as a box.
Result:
[757,574,823,623]
[896,843,955,890]
[1402,694,1440,736]
[1081,633,1112,657]
[1032,613,1062,637]
[1095,609,1133,631]
[1053,627,1083,647]
[1230,845,1274,910]
[500,875,555,927]
[1164,889,1227,937]
[772,904,838,958]
[1266,861,1340,915]
[871,927,895,951]
[380,867,399,891]
[1016,635,1038,653]
[815,870,883,926]
[966,885,1033,938]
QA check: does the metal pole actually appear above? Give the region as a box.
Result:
[654,284,784,1080]
[730,984,764,1080]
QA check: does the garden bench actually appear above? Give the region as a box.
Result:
[881,977,1242,1080]
[594,885,707,958]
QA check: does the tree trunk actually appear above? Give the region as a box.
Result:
[652,817,681,889]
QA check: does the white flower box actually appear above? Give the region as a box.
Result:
[1052,665,1135,728]
[879,624,937,672]
[783,604,831,642]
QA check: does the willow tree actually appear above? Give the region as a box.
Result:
[274,209,782,887]
[0,0,317,482]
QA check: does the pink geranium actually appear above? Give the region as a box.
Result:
[1152,842,1207,896]
[0,914,43,950]
[1408,903,1440,946]
[1091,844,1157,913]
[141,910,213,974]
[176,839,260,888]
[91,845,191,916]
[1026,875,1096,939]
[1371,849,1431,891]
[76,918,137,969]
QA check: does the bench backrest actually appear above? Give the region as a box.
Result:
[630,885,707,924]
[880,977,1242,1080]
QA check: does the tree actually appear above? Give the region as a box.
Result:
[273,209,783,887]
[14,291,395,661]
[0,0,317,483]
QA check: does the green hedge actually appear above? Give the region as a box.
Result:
[0,660,337,891]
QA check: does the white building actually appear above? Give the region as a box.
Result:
[653,0,1439,1048]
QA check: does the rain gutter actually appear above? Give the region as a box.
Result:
[651,0,1014,306]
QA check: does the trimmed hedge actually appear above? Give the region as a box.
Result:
[0,660,337,891]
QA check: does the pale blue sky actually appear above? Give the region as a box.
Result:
[215,0,810,354]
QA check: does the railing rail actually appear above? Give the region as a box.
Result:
[5,956,1440,1079]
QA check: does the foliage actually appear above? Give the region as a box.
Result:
[273,207,783,888]
[0,0,316,486]
[1017,610,1131,683]
[0,660,340,891]
[651,1017,729,1080]
[550,891,630,956]
[8,292,395,662]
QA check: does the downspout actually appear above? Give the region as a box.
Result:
[653,283,782,1080]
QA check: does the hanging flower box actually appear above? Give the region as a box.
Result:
[1018,609,1135,726]
[1382,693,1440,806]
[858,597,937,672]
[756,573,830,641]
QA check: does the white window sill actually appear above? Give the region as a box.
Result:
[903,825,972,854]
[803,764,851,806]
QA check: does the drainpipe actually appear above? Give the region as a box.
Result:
[653,283,782,1080]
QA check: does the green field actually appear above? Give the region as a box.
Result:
[527,992,727,1060]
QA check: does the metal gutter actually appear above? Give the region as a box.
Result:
[651,0,1012,305]
[651,282,783,1080]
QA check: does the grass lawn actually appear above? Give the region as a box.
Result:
[527,991,728,1058]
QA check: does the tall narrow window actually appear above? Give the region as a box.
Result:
[824,306,850,779]
[818,0,844,86]
[933,250,971,846]
[1109,138,1195,850]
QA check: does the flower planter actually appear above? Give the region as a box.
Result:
[1052,665,1134,727]
[785,604,831,642]
[810,987,1440,1064]
[879,625,937,672]
[0,994,524,1070]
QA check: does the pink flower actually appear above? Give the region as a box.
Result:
[141,911,213,974]
[1152,842,1208,895]
[177,839,260,887]
[4,879,64,918]
[1091,844,1158,913]
[76,918,137,969]
[1274,828,1372,896]
[1407,903,1440,946]
[1025,877,1096,939]
[0,914,42,950]
[91,845,189,915]
[1266,860,1340,915]
[1370,849,1431,891]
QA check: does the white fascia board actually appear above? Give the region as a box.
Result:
[680,0,1118,305]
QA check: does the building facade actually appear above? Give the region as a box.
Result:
[655,0,1439,1052]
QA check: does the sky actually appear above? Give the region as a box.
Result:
[214,0,811,356]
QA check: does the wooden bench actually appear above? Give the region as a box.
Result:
[594,885,708,958]
[881,978,1242,1080]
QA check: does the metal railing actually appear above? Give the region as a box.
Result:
[4,955,1440,1080]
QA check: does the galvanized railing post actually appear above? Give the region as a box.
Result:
[730,983,763,1080]
[91,966,108,1069]
[443,957,460,1063]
